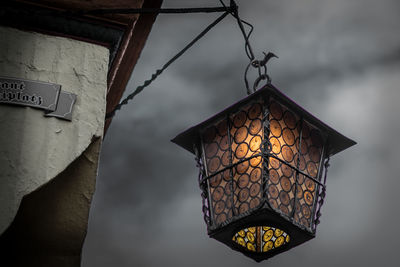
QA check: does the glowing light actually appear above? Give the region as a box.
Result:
[233,226,290,253]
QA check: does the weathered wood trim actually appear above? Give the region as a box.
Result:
[104,0,163,133]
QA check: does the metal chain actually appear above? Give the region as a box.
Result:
[218,1,279,95]
[225,0,256,61]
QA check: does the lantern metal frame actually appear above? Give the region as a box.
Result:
[172,83,355,262]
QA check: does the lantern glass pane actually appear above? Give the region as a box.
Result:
[203,120,230,175]
[201,101,265,227]
[203,119,232,225]
[267,99,325,229]
[268,100,301,168]
[201,98,326,230]
[300,121,323,178]
[230,102,264,217]
[267,159,297,216]
[293,121,324,228]
[230,103,263,164]
[293,174,315,228]
[234,159,263,215]
[232,226,290,253]
[209,169,234,224]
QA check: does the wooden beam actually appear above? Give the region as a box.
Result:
[104,0,163,133]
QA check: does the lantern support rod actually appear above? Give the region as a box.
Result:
[105,0,275,119]
[105,8,230,119]
[20,7,236,16]
[0,2,237,16]
[76,7,234,15]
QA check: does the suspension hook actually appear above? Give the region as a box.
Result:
[244,52,278,95]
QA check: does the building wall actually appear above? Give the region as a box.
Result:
[0,26,109,265]
[0,137,102,266]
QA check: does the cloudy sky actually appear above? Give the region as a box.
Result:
[83,0,400,266]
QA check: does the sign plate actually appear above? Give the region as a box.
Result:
[0,77,77,121]
[45,91,77,121]
[0,77,60,111]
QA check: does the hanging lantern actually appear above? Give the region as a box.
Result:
[172,83,355,262]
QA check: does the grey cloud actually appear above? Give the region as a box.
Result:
[83,1,400,266]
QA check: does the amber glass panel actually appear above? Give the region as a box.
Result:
[202,118,231,226]
[202,102,265,226]
[268,101,301,168]
[292,174,315,228]
[232,226,290,253]
[233,160,263,215]
[230,102,263,164]
[267,100,324,229]
[293,121,323,228]
[209,169,235,225]
[267,160,296,217]
[299,121,323,178]
[230,102,264,216]
[203,119,230,176]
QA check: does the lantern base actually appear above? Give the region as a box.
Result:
[232,225,290,253]
[208,207,315,262]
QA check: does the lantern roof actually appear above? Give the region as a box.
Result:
[172,83,356,157]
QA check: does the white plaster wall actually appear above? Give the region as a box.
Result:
[0,27,109,234]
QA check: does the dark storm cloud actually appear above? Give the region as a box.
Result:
[83,1,400,266]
